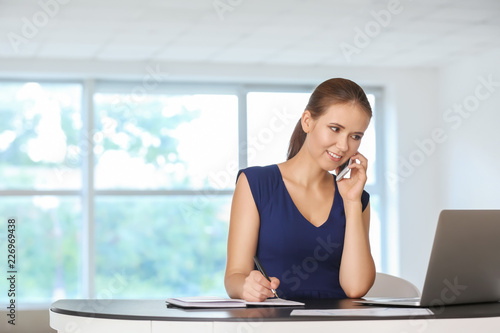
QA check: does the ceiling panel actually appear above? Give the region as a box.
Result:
[0,0,499,68]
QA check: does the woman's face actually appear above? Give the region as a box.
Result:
[302,102,371,171]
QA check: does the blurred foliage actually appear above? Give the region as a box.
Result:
[94,94,196,168]
[95,196,229,298]
[0,198,81,302]
[0,83,80,167]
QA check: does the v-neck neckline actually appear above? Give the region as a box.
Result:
[274,164,337,228]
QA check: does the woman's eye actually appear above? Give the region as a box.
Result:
[330,127,339,132]
[351,135,362,141]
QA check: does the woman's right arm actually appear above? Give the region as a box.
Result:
[224,172,279,301]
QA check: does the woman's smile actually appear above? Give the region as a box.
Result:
[327,150,343,162]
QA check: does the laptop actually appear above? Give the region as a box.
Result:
[358,210,500,307]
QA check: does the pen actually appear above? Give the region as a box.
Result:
[253,256,279,299]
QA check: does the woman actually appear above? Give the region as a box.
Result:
[224,78,376,301]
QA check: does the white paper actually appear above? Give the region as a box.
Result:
[166,297,246,308]
[290,308,433,317]
[166,296,304,308]
[246,298,305,307]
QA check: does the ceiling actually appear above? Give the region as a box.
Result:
[1,0,500,69]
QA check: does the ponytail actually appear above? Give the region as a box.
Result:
[287,118,306,160]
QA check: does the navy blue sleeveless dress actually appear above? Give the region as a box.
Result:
[238,165,370,300]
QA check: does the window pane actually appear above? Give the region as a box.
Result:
[247,92,310,166]
[93,94,238,190]
[0,196,82,304]
[95,195,231,298]
[0,82,82,189]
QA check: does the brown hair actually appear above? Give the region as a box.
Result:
[287,78,372,160]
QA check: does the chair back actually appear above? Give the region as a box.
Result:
[364,272,421,298]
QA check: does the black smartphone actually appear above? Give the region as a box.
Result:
[336,158,352,181]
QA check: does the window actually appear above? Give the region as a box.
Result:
[0,82,82,189]
[0,80,386,305]
[92,90,238,297]
[0,81,83,304]
[246,91,311,166]
[93,93,238,190]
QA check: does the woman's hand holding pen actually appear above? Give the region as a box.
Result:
[336,151,368,204]
[242,270,280,302]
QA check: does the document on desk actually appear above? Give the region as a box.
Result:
[291,308,433,317]
[166,296,304,308]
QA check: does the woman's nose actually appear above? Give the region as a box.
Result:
[336,135,349,152]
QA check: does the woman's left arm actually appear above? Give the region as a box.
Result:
[337,152,376,298]
[339,201,376,298]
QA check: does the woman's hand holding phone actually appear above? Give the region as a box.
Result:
[335,152,368,204]
[336,159,352,181]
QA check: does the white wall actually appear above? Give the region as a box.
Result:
[438,49,500,209]
[395,48,500,290]
[381,69,442,290]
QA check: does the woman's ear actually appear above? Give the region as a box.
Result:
[301,110,313,133]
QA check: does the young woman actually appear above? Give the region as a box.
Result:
[224,78,376,301]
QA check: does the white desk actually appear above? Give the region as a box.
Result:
[50,299,500,333]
